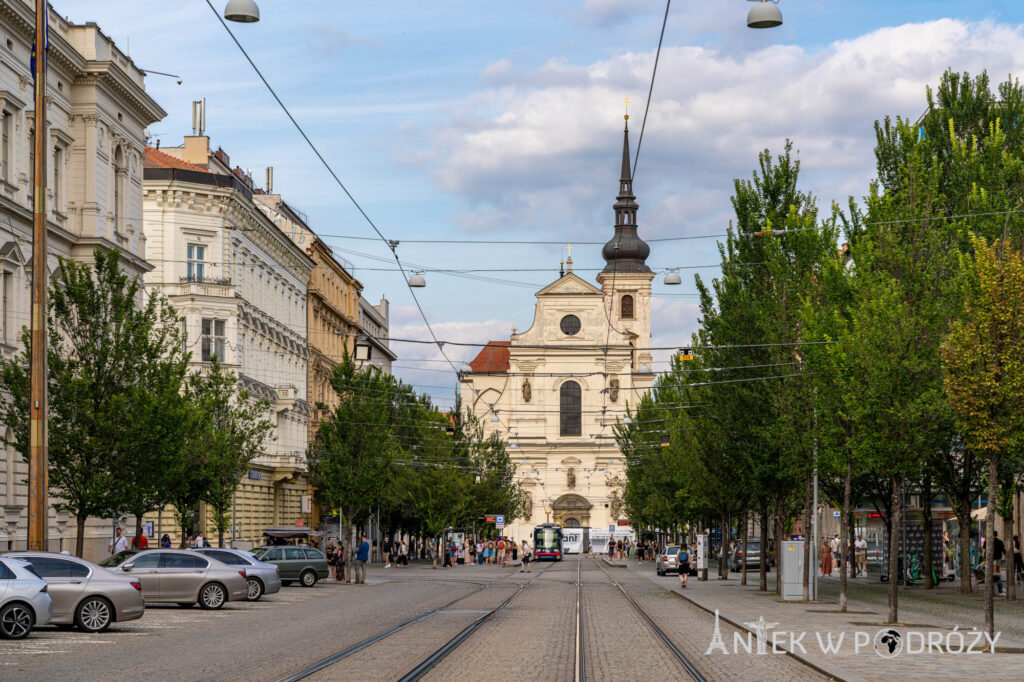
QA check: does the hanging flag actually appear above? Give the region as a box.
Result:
[30,5,49,81]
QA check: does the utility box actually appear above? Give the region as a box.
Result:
[780,540,813,600]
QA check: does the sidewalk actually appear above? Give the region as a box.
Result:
[614,559,1024,681]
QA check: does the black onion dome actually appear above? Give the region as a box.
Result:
[601,116,652,275]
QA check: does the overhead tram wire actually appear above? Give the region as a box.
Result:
[205,0,460,375]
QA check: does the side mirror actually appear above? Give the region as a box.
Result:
[122,563,134,571]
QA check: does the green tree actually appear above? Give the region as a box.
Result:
[0,250,188,557]
[190,360,275,547]
[941,235,1024,638]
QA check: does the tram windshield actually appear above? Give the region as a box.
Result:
[535,527,561,551]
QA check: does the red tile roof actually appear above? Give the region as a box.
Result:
[468,341,510,373]
[144,146,210,173]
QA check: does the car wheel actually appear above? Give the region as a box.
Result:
[281,580,293,587]
[300,570,317,588]
[199,583,227,610]
[246,577,264,601]
[75,596,113,633]
[0,603,34,640]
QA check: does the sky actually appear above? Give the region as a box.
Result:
[68,0,1024,407]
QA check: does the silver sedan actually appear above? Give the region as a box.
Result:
[0,557,53,639]
[5,552,145,632]
[117,550,248,609]
[193,548,281,601]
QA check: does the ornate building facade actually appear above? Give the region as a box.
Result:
[142,132,313,546]
[460,119,655,543]
[0,4,165,558]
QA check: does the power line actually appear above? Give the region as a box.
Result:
[205,0,460,376]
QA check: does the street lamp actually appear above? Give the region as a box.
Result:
[663,268,682,285]
[224,0,260,22]
[408,271,426,288]
[747,0,782,29]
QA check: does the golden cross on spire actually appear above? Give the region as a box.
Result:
[624,96,630,120]
[567,243,572,257]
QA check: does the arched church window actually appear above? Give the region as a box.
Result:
[560,381,581,437]
[621,295,634,319]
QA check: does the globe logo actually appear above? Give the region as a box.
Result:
[873,629,904,658]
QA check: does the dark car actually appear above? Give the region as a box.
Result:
[730,540,772,572]
[251,546,328,587]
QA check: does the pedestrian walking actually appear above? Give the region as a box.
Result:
[677,544,690,588]
[830,534,841,568]
[820,537,833,576]
[469,539,477,566]
[855,534,868,577]
[398,540,409,567]
[355,535,370,583]
[108,527,129,555]
[336,543,346,582]
[195,531,206,548]
[496,537,506,566]
[520,540,532,573]
[383,537,393,568]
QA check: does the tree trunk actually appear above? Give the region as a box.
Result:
[347,520,356,584]
[759,502,768,592]
[740,508,748,587]
[720,509,729,579]
[1006,512,1016,601]
[802,468,812,601]
[75,513,87,558]
[922,476,934,589]
[985,455,998,639]
[886,476,902,624]
[774,492,786,595]
[839,456,852,611]
[135,513,144,549]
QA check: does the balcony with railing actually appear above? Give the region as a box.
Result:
[164,275,235,299]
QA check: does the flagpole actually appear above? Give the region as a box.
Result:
[27,0,49,552]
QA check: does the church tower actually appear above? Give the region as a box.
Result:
[596,114,655,371]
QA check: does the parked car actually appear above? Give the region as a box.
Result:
[193,548,281,601]
[251,546,329,587]
[0,557,52,639]
[656,545,682,576]
[116,550,248,609]
[5,552,144,633]
[97,549,145,568]
[730,540,772,572]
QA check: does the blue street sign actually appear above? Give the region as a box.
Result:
[496,515,505,528]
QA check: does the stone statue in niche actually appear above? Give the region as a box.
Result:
[567,467,576,489]
[522,377,532,403]
[608,376,620,402]
[610,491,623,520]
[524,492,533,514]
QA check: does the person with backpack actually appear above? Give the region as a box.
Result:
[677,544,690,588]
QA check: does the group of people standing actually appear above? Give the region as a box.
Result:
[819,533,870,577]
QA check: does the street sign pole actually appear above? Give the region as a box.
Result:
[27,0,49,552]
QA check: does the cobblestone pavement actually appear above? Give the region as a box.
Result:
[422,561,576,681]
[0,569,480,681]
[616,558,1024,682]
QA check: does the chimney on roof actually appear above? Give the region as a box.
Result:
[266,166,274,193]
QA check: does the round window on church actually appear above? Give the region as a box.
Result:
[560,314,581,336]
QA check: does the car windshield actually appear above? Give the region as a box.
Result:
[665,546,679,555]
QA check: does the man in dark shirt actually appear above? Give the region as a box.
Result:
[383,537,393,568]
[354,536,370,584]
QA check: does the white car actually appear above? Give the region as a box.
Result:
[0,557,53,639]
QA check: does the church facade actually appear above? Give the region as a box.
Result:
[460,118,656,544]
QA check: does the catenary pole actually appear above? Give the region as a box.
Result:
[27,0,49,552]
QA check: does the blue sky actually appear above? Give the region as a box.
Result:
[70,0,1024,405]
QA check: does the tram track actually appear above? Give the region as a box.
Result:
[592,558,707,682]
[575,557,585,682]
[274,569,532,682]
[397,562,555,681]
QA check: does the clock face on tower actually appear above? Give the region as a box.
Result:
[560,314,581,336]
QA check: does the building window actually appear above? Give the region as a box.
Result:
[2,270,10,345]
[201,318,226,362]
[621,294,634,319]
[1,112,9,182]
[52,146,61,211]
[187,244,205,282]
[560,314,581,336]
[560,381,582,437]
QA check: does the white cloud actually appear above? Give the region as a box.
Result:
[427,19,1024,240]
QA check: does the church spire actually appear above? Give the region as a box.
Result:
[601,108,651,275]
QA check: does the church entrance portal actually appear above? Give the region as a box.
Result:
[552,493,592,528]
